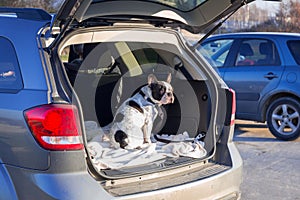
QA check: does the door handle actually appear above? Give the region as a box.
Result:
[264,72,278,80]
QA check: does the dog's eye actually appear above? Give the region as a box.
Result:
[166,92,172,97]
[160,87,165,95]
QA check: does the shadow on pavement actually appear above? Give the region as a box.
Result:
[233,121,285,143]
[235,123,267,129]
[233,136,279,142]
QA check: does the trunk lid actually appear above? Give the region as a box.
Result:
[52,0,256,35]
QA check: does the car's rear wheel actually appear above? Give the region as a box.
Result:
[266,97,300,141]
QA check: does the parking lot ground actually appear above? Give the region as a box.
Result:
[233,120,300,200]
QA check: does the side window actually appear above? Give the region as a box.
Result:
[235,39,281,66]
[0,37,23,92]
[199,39,234,67]
[287,40,300,65]
[64,42,122,75]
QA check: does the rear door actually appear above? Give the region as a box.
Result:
[222,37,283,118]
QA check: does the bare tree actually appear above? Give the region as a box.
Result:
[272,0,300,32]
[222,0,300,33]
[289,0,300,31]
[225,3,268,31]
[275,0,291,31]
[0,0,62,12]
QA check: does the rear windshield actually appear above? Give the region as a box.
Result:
[147,0,206,11]
[93,0,206,11]
[287,40,300,65]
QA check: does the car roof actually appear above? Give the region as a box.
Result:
[0,7,51,22]
[207,32,300,39]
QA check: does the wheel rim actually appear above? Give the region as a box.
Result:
[271,104,300,135]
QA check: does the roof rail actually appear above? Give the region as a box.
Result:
[0,7,52,21]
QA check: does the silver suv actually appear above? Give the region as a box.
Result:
[0,1,248,199]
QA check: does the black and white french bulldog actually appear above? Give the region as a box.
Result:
[109,74,174,149]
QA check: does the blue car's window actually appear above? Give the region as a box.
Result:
[0,37,23,92]
[287,40,300,65]
[199,39,234,67]
[235,39,281,66]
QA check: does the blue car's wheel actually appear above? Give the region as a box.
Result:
[266,97,300,141]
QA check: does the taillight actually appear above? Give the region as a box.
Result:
[229,88,236,126]
[24,104,84,151]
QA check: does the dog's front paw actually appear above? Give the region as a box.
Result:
[143,138,152,144]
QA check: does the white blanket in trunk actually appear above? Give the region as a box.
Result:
[85,121,207,170]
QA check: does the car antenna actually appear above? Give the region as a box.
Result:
[191,1,247,51]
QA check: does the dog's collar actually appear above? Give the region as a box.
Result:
[139,90,156,105]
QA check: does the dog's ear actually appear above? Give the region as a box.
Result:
[148,74,158,85]
[166,73,172,83]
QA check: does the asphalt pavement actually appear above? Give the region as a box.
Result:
[233,120,300,200]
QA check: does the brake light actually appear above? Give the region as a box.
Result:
[229,88,236,126]
[24,104,83,151]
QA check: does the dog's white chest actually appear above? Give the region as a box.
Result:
[109,75,174,149]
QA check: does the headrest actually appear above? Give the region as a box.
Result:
[259,42,272,55]
[239,43,253,56]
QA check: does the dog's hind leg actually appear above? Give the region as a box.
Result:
[114,130,129,149]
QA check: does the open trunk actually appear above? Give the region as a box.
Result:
[57,27,221,178]
[49,0,248,182]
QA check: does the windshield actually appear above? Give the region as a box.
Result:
[93,0,207,12]
[198,39,234,67]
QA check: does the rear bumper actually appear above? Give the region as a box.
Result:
[2,164,113,200]
[120,142,243,200]
[1,143,242,200]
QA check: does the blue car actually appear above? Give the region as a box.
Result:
[0,1,249,199]
[199,32,300,140]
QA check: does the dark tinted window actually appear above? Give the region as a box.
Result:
[0,37,23,92]
[146,0,206,11]
[94,0,207,11]
[287,40,300,65]
[235,39,281,66]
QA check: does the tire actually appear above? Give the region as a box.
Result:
[266,97,300,141]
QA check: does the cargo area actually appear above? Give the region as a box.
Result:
[60,38,215,176]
